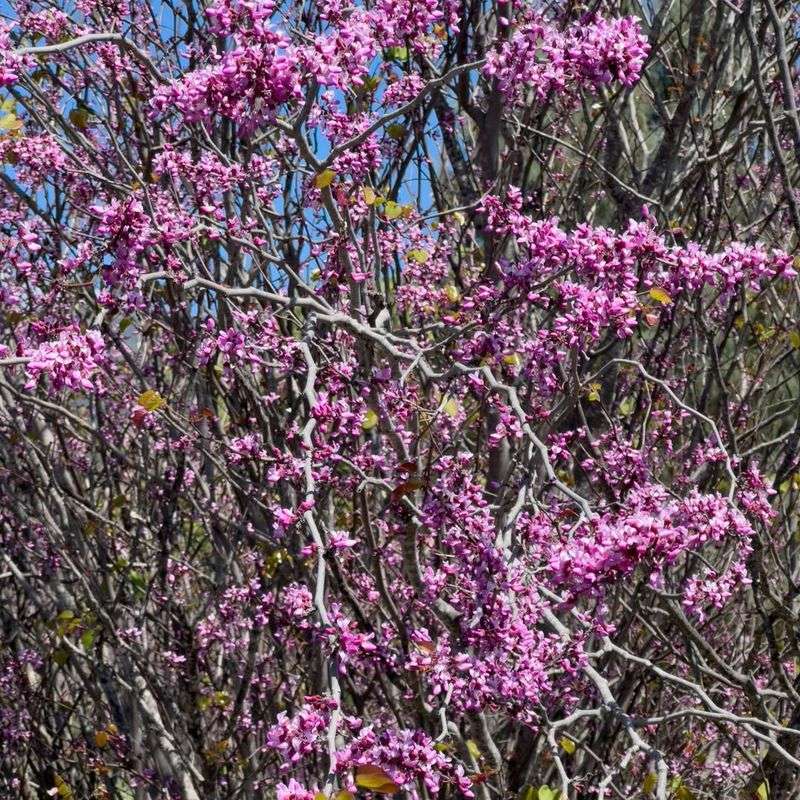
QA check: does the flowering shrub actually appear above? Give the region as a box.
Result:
[1,0,800,799]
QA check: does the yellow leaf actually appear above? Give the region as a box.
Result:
[444,285,460,304]
[642,773,657,794]
[673,782,695,800]
[618,396,636,417]
[137,389,166,412]
[69,107,90,129]
[387,123,405,140]
[407,249,428,264]
[54,775,72,798]
[756,783,769,800]
[95,730,110,748]
[789,330,800,349]
[0,113,23,131]
[453,211,466,225]
[362,186,377,206]
[559,736,576,754]
[466,739,481,760]
[503,353,521,367]
[213,690,229,707]
[586,382,601,402]
[355,765,399,794]
[443,398,459,417]
[314,793,326,800]
[0,98,14,113]
[314,169,336,189]
[537,786,555,800]
[335,792,354,800]
[361,409,379,431]
[384,201,403,220]
[648,287,672,305]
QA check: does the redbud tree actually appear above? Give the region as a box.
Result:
[2,0,800,797]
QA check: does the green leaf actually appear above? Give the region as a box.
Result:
[361,409,379,431]
[114,780,135,800]
[384,200,403,220]
[385,46,408,61]
[537,786,555,800]
[559,736,576,754]
[618,395,636,417]
[407,249,428,263]
[387,123,405,140]
[756,782,770,800]
[642,773,657,795]
[81,629,96,650]
[127,569,147,596]
[359,75,381,93]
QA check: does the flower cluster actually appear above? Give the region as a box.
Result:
[337,727,474,797]
[24,327,106,392]
[0,22,23,87]
[484,14,649,100]
[548,486,755,600]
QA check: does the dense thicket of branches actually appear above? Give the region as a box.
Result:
[3,0,800,798]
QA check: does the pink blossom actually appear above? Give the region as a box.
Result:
[25,327,106,393]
